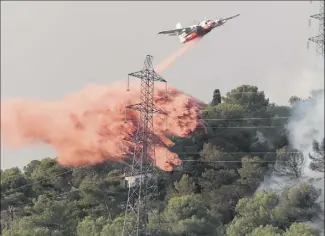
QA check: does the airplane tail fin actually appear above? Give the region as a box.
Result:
[176,23,186,43]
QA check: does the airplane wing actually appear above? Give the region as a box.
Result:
[222,14,240,21]
[158,26,193,35]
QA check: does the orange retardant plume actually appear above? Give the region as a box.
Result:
[155,38,200,73]
[1,82,205,171]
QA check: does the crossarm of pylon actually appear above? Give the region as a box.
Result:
[124,132,167,148]
[150,72,167,83]
[309,35,324,43]
[126,103,167,115]
[151,106,167,115]
[310,13,323,20]
[128,71,147,80]
[128,70,166,83]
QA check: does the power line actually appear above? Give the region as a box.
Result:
[126,124,286,129]
[2,187,111,220]
[3,155,320,202]
[127,116,290,122]
[0,159,296,196]
[127,122,287,129]
[1,167,124,196]
[220,91,267,95]
[1,122,288,194]
[2,145,291,195]
[3,151,322,195]
[201,117,290,121]
[3,165,323,229]
[2,88,286,194]
[201,125,284,129]
[176,151,317,155]
[182,160,286,163]
[1,162,125,195]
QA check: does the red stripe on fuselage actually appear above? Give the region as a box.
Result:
[185,32,198,42]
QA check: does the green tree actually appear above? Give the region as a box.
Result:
[288,96,301,105]
[274,147,305,179]
[162,195,221,236]
[272,183,322,228]
[173,174,196,197]
[237,156,266,192]
[1,167,33,230]
[78,172,124,220]
[226,183,321,236]
[2,217,52,236]
[100,214,133,236]
[210,89,221,106]
[77,216,107,236]
[204,184,240,224]
[23,160,41,177]
[3,196,80,236]
[199,167,239,223]
[200,169,238,192]
[249,225,283,236]
[1,167,33,206]
[199,143,239,170]
[202,102,251,153]
[222,85,270,119]
[29,158,72,195]
[283,223,321,236]
[226,191,278,236]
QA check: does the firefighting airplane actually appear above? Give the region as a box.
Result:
[158,14,240,44]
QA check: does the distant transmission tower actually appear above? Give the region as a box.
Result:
[308,0,325,57]
[122,55,167,236]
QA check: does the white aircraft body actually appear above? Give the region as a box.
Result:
[158,14,240,43]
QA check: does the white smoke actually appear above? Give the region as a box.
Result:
[257,89,324,233]
[286,89,324,232]
[287,89,324,162]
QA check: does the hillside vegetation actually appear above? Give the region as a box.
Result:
[1,85,324,236]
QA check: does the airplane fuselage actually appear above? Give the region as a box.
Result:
[181,21,222,43]
[158,14,239,44]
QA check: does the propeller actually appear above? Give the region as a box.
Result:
[216,16,224,26]
[217,16,224,22]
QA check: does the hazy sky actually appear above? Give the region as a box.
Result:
[1,1,324,170]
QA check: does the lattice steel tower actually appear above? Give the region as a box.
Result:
[122,55,167,236]
[308,0,325,57]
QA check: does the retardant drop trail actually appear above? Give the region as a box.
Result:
[1,82,205,171]
[155,38,200,73]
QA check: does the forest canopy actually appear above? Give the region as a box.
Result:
[1,85,324,236]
